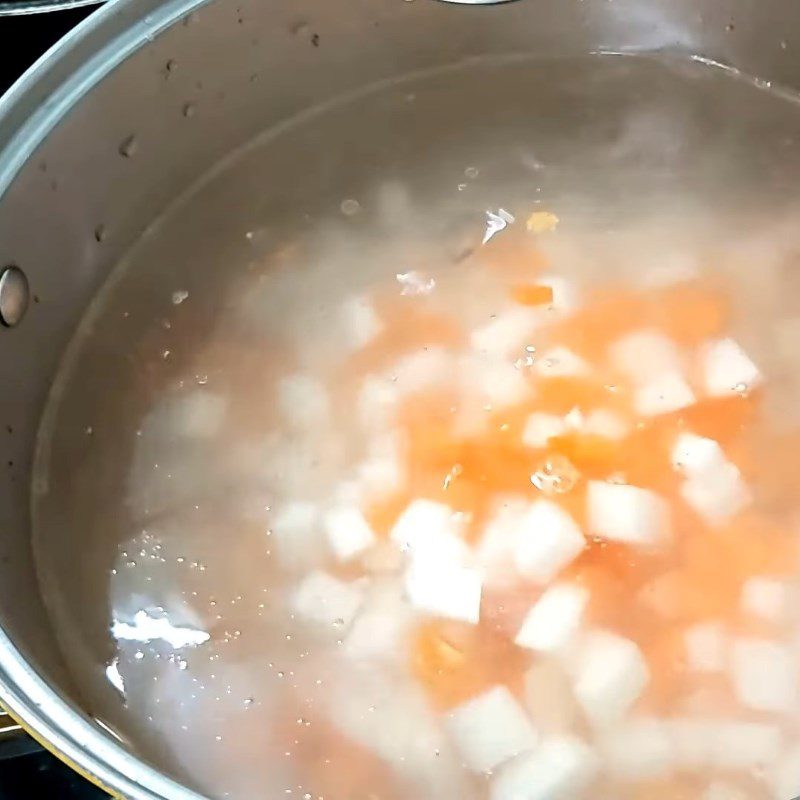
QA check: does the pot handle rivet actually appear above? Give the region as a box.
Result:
[0,266,30,328]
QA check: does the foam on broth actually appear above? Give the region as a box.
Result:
[32,53,800,799]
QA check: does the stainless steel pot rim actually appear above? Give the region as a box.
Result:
[0,1,215,793]
[0,1,103,17]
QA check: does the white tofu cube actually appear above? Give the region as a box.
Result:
[490,736,597,800]
[515,584,589,652]
[535,347,590,378]
[684,622,727,672]
[634,372,696,417]
[769,743,800,800]
[512,501,586,584]
[603,718,675,779]
[405,560,482,624]
[291,571,363,630]
[587,481,669,547]
[522,413,568,449]
[701,337,762,397]
[571,630,650,728]
[471,308,540,358]
[277,374,330,430]
[609,330,683,384]
[340,295,383,351]
[445,686,538,773]
[324,506,376,562]
[741,576,791,624]
[731,638,797,712]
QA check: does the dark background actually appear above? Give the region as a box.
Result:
[0,10,108,799]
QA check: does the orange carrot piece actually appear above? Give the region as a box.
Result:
[511,283,554,307]
[654,281,729,346]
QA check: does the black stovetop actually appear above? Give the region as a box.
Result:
[0,11,109,798]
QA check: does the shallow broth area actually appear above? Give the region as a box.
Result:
[31,53,800,799]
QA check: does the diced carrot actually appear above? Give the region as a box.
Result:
[363,491,412,538]
[679,393,760,445]
[511,283,554,307]
[549,289,648,361]
[410,620,527,710]
[548,432,621,476]
[653,281,729,346]
[536,376,632,415]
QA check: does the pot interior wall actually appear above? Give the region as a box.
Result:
[1,0,800,787]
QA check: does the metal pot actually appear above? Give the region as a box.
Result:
[0,0,798,796]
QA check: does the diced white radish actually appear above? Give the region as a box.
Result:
[460,354,531,409]
[291,571,363,630]
[681,462,750,525]
[323,506,377,562]
[671,432,730,475]
[570,630,649,728]
[477,497,530,589]
[711,721,782,770]
[270,502,325,571]
[583,409,630,440]
[609,329,683,384]
[512,501,586,584]
[390,499,467,560]
[515,583,589,652]
[470,308,540,359]
[535,346,590,378]
[169,391,227,438]
[445,685,538,773]
[340,294,383,351]
[702,782,748,800]
[634,372,696,417]
[603,718,674,779]
[684,622,727,672]
[538,274,579,314]
[277,374,330,430]
[524,659,579,734]
[522,413,568,449]
[326,669,460,791]
[490,736,597,800]
[769,743,800,800]
[669,718,715,769]
[741,576,791,624]
[587,481,669,547]
[701,337,762,397]
[344,581,414,662]
[358,375,398,431]
[730,638,797,712]
[671,432,751,524]
[406,560,482,624]
[391,347,451,395]
[356,433,406,499]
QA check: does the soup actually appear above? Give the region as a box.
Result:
[32,53,800,799]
